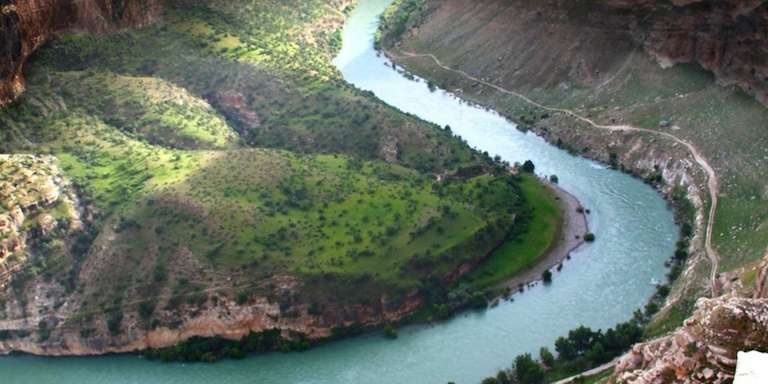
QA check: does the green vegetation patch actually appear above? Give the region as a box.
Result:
[51,71,239,150]
[461,175,561,289]
[113,150,525,298]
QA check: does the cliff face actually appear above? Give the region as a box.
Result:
[0,278,423,356]
[0,0,161,106]
[602,0,768,106]
[613,253,768,384]
[614,296,768,383]
[389,0,767,106]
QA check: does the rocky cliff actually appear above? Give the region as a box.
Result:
[613,252,768,384]
[0,0,161,106]
[602,0,768,106]
[613,297,768,383]
[0,275,423,356]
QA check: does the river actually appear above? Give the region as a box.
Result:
[0,1,677,383]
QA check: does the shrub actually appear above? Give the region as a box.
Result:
[139,300,156,320]
[383,324,398,339]
[107,310,123,336]
[542,270,553,284]
[583,233,596,242]
[514,353,545,384]
[521,160,535,174]
[236,291,249,305]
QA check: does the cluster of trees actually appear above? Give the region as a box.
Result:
[479,319,643,384]
[145,329,310,362]
[478,190,697,383]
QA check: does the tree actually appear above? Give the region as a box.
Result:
[514,353,545,384]
[569,326,598,354]
[521,160,535,174]
[585,341,608,364]
[496,370,512,384]
[383,324,398,339]
[549,174,559,184]
[555,336,577,360]
[539,347,555,367]
[542,270,553,284]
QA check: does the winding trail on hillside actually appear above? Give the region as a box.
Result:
[389,49,721,295]
[552,359,618,384]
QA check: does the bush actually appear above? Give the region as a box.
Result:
[542,270,553,284]
[139,300,156,320]
[583,233,596,242]
[107,310,123,336]
[383,324,398,339]
[514,353,545,384]
[521,160,535,174]
[38,321,51,342]
[236,291,249,305]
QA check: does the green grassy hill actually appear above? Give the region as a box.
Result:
[0,0,559,346]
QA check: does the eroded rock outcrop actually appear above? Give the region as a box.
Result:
[0,274,423,356]
[602,0,768,106]
[613,295,768,383]
[0,0,161,105]
[613,253,768,384]
[0,154,83,287]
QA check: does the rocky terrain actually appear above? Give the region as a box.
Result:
[615,0,768,107]
[0,155,83,288]
[613,252,768,384]
[0,0,161,105]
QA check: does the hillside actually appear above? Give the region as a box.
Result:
[379,0,768,381]
[0,0,559,357]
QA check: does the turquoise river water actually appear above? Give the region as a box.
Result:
[0,1,677,383]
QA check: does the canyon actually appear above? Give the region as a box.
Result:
[380,0,768,382]
[0,0,765,383]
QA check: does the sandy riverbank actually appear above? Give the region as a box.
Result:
[500,181,590,291]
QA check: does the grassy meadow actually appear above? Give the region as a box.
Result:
[0,0,561,330]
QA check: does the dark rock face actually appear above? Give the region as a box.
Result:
[1,2,24,105]
[0,0,161,106]
[603,0,768,106]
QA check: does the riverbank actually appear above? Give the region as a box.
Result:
[369,0,768,339]
[378,42,707,325]
[499,181,589,293]
[0,1,680,382]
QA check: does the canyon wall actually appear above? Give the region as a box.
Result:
[604,0,768,106]
[0,0,162,106]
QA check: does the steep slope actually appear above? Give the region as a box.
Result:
[0,0,162,105]
[379,0,768,381]
[381,0,768,322]
[614,253,768,384]
[0,0,558,358]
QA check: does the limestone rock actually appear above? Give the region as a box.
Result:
[614,295,768,383]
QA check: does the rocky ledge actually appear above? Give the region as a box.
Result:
[1,0,161,106]
[603,0,768,106]
[613,254,768,384]
[0,155,83,288]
